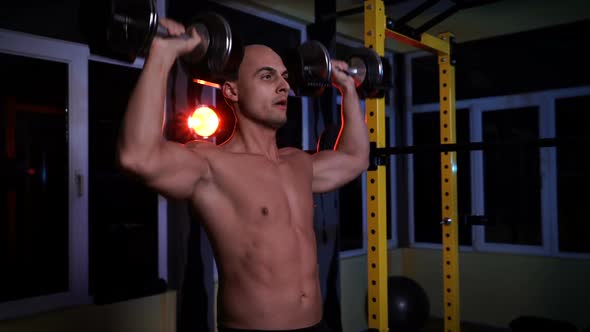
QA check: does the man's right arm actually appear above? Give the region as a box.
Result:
[117,19,206,200]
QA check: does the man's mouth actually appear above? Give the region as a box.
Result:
[274,99,288,108]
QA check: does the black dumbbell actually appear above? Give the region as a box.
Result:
[80,0,243,83]
[284,40,392,98]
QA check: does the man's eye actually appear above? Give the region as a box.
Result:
[262,74,272,80]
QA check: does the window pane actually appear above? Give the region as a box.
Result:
[411,56,439,105]
[339,176,364,251]
[0,53,69,302]
[332,101,368,252]
[482,107,541,245]
[556,95,590,253]
[412,110,471,245]
[88,61,161,303]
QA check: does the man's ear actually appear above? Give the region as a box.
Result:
[222,81,238,103]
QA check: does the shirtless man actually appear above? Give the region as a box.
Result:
[117,18,369,331]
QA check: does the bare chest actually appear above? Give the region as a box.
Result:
[200,153,314,227]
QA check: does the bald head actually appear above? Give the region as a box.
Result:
[237,44,285,80]
[244,44,276,56]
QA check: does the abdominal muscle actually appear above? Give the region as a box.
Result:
[213,216,322,330]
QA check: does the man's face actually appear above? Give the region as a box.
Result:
[235,45,290,129]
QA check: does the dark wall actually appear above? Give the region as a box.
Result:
[0,0,85,44]
[412,19,590,104]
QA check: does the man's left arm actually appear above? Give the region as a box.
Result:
[312,60,370,193]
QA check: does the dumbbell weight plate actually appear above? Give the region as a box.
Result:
[107,0,157,62]
[288,40,332,96]
[183,12,243,83]
[181,23,210,65]
[299,40,332,84]
[79,0,146,62]
[345,47,384,98]
[187,13,231,74]
[346,56,367,88]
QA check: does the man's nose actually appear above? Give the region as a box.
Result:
[277,76,290,93]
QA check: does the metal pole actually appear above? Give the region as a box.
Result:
[365,1,389,331]
[438,32,461,332]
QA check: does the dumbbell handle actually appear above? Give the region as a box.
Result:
[155,22,190,39]
[338,67,358,76]
[113,13,190,40]
[303,65,355,76]
[113,13,209,62]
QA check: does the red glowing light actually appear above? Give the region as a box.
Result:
[188,105,219,137]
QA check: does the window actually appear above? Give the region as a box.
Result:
[0,29,89,319]
[406,47,590,258]
[0,53,69,302]
[406,44,590,257]
[482,107,541,245]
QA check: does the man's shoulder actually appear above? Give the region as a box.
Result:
[279,147,313,165]
[279,146,308,157]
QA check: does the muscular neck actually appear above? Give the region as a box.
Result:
[225,120,280,161]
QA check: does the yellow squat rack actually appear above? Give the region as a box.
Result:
[364,1,460,331]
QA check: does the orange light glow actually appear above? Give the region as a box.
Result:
[188,105,219,138]
[193,79,221,89]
